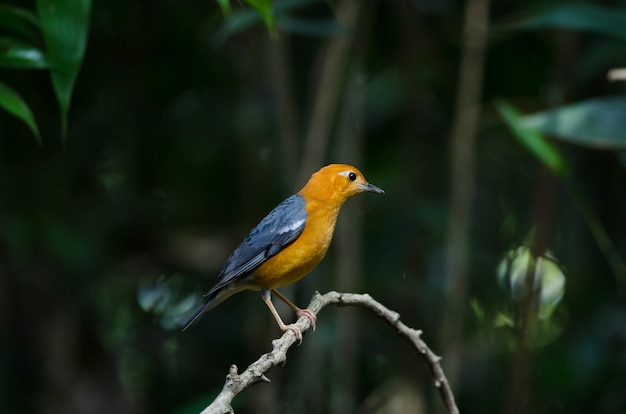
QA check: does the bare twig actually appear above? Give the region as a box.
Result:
[199,291,459,414]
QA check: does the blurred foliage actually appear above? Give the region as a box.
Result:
[521,96,626,150]
[496,100,570,178]
[0,0,90,144]
[1,0,626,414]
[0,80,40,140]
[509,3,626,41]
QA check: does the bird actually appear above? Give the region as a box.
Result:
[182,164,384,342]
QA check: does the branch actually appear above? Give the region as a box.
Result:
[199,291,459,414]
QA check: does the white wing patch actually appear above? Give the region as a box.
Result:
[277,218,305,234]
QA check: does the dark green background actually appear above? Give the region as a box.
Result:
[1,1,626,413]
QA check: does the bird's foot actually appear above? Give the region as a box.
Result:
[281,323,303,345]
[296,309,317,332]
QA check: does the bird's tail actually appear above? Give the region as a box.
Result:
[181,300,211,331]
[181,290,220,331]
[181,284,243,331]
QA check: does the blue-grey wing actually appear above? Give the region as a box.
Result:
[204,194,307,296]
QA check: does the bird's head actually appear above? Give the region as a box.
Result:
[300,164,384,203]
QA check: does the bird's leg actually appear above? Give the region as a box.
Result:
[271,289,317,332]
[261,289,303,344]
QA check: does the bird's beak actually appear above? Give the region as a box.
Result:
[360,182,385,194]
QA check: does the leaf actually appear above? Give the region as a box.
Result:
[212,0,320,45]
[0,37,48,68]
[36,0,91,141]
[504,4,626,42]
[470,298,485,323]
[0,4,40,42]
[498,101,626,287]
[494,312,514,328]
[496,99,569,177]
[245,0,276,38]
[521,96,626,151]
[213,9,261,46]
[215,0,232,17]
[0,81,41,145]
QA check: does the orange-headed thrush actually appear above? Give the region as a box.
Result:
[183,164,384,341]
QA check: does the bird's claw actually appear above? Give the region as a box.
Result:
[280,310,316,345]
[282,324,303,345]
[296,308,317,332]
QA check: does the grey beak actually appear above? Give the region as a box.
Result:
[361,183,384,194]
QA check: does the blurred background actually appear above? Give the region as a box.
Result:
[1,0,626,413]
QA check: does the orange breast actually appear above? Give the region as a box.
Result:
[252,200,340,289]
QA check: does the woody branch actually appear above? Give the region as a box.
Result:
[199,291,460,414]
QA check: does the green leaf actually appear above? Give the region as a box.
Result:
[496,99,569,177]
[245,0,276,38]
[36,0,91,141]
[506,4,626,42]
[215,0,232,17]
[0,4,40,42]
[470,298,485,323]
[0,37,48,68]
[213,0,320,45]
[498,100,626,286]
[213,9,260,46]
[521,96,626,151]
[494,312,514,328]
[0,81,41,145]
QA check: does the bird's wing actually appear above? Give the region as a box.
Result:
[204,194,307,296]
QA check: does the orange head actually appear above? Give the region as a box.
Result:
[298,164,384,204]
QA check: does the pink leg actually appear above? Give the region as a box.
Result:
[271,289,317,331]
[261,289,303,344]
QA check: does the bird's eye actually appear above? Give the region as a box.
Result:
[348,172,357,181]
